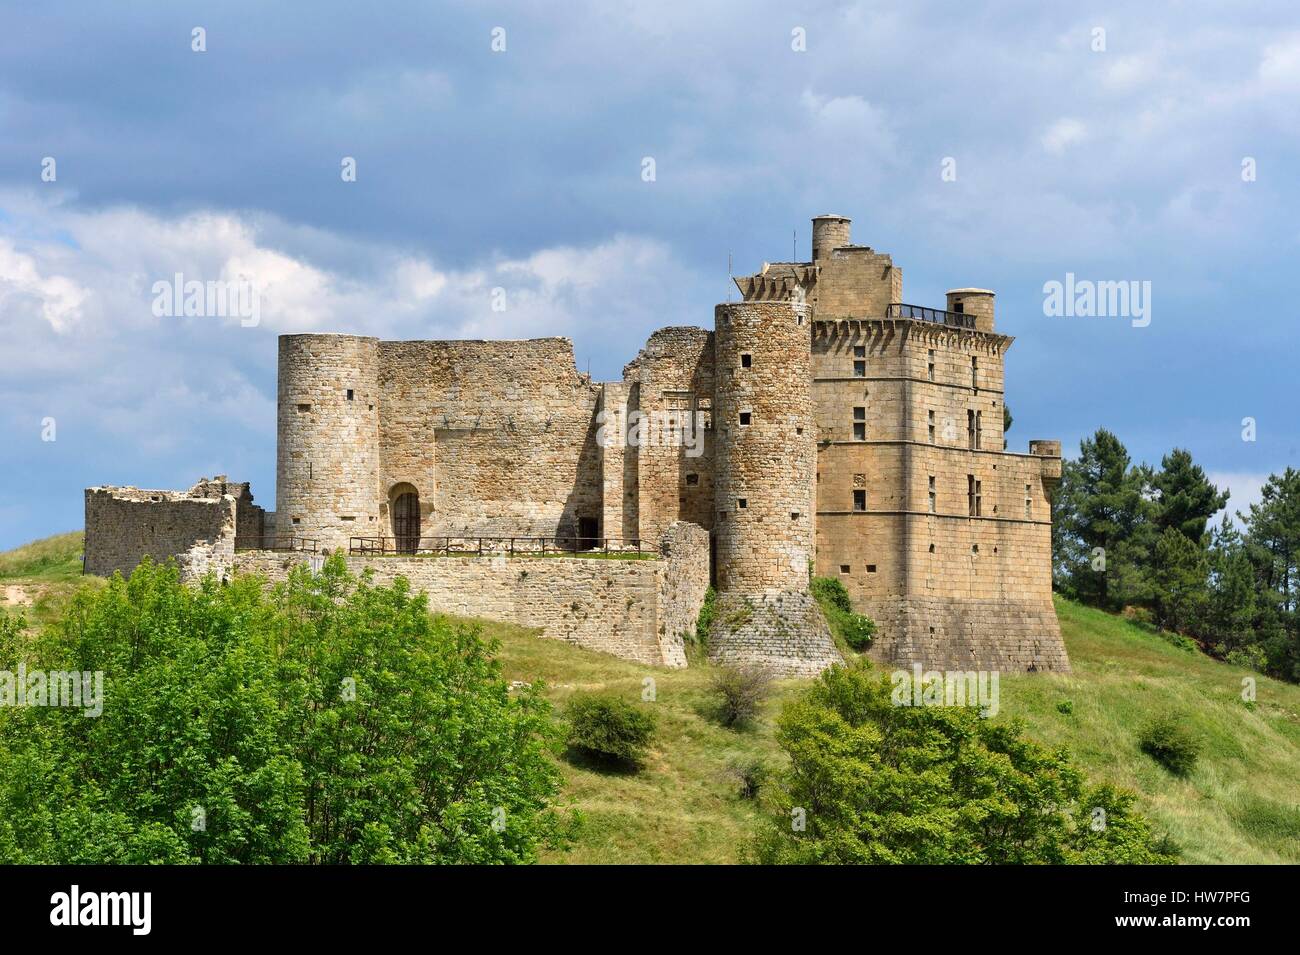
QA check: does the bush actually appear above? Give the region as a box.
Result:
[1138,714,1201,777]
[724,756,769,800]
[0,556,568,864]
[709,664,775,728]
[750,662,1177,864]
[811,577,877,651]
[1056,700,1074,715]
[565,693,657,767]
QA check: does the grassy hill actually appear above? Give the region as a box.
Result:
[493,596,1300,865]
[3,532,1298,864]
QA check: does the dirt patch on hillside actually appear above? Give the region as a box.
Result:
[2,585,36,607]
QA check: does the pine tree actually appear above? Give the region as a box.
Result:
[1053,429,1156,611]
[1151,448,1228,543]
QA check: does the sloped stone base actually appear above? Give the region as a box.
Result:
[708,591,843,677]
[864,596,1069,673]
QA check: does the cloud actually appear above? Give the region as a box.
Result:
[1041,118,1088,155]
[1208,471,1269,526]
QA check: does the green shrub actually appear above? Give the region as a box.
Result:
[709,664,775,728]
[1056,700,1074,715]
[724,756,769,800]
[565,693,657,767]
[0,556,568,864]
[694,586,717,649]
[1138,714,1201,777]
[811,577,876,651]
[750,662,1177,864]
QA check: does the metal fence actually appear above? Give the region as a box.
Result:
[885,302,977,329]
[348,536,649,557]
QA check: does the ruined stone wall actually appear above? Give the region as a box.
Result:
[378,339,602,541]
[620,327,716,545]
[656,521,711,665]
[233,521,710,668]
[276,334,381,552]
[190,478,266,544]
[84,486,237,582]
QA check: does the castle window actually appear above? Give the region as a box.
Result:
[346,389,354,401]
[840,564,851,574]
[967,475,982,517]
[928,475,936,513]
[737,498,747,509]
[972,356,978,390]
[853,489,866,511]
[928,410,936,444]
[928,349,935,382]
[953,301,964,313]
[928,543,935,554]
[739,411,751,426]
[853,406,866,441]
[297,403,311,413]
[866,565,877,573]
[741,353,752,368]
[686,473,699,486]
[1025,483,1033,518]
[972,544,980,555]
[853,345,866,377]
[975,410,983,449]
[790,512,800,520]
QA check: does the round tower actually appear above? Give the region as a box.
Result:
[811,214,851,262]
[276,334,381,553]
[713,301,816,591]
[946,288,995,332]
[709,301,841,676]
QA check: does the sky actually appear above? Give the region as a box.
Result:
[1,0,1297,549]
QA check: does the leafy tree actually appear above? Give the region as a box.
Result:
[750,663,1176,864]
[1151,448,1227,543]
[565,693,657,767]
[1003,403,1013,450]
[0,557,569,864]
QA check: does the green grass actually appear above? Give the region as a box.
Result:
[0,531,84,581]
[484,594,1300,864]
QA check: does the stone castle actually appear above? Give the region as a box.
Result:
[85,214,1069,675]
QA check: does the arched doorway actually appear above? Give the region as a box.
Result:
[390,484,421,554]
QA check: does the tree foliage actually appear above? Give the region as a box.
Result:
[751,663,1176,864]
[1052,429,1300,682]
[0,556,569,864]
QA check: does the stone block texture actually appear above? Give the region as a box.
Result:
[233,521,709,667]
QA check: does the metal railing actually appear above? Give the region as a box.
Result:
[349,536,649,557]
[885,302,977,329]
[234,536,320,552]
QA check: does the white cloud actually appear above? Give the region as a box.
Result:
[1208,471,1269,526]
[0,191,707,490]
[1041,118,1088,155]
